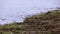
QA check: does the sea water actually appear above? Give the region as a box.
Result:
[0,0,60,25]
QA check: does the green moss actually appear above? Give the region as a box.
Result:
[0,10,60,34]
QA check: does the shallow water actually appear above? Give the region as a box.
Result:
[0,0,60,25]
